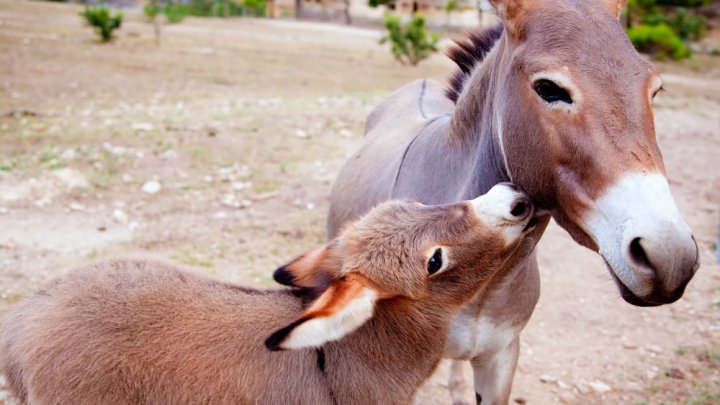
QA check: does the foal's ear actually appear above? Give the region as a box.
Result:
[601,0,628,18]
[273,241,342,289]
[265,276,378,351]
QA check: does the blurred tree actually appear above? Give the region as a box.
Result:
[380,14,438,66]
[444,0,458,29]
[79,5,123,42]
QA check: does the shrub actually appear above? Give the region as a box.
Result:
[643,8,706,41]
[626,23,691,60]
[380,14,438,66]
[143,3,161,20]
[165,4,187,23]
[242,0,266,16]
[79,6,123,42]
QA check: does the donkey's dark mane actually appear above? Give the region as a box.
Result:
[445,25,503,103]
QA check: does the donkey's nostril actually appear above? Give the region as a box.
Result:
[510,198,532,219]
[629,237,654,272]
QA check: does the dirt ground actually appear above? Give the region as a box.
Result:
[1,1,719,404]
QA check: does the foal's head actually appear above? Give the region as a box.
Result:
[451,0,698,305]
[267,184,542,350]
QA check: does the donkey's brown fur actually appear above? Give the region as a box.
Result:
[0,186,539,405]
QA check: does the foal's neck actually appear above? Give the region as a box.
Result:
[326,299,451,403]
[448,35,510,197]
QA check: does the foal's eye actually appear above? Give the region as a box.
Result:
[427,248,444,275]
[533,79,573,104]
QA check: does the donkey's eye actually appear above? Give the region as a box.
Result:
[533,79,572,104]
[427,248,444,275]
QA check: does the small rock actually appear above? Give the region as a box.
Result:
[34,196,52,207]
[622,342,638,350]
[52,168,90,189]
[122,173,134,183]
[0,239,17,249]
[339,129,353,138]
[646,345,662,354]
[231,181,250,191]
[626,381,642,391]
[112,209,128,224]
[559,392,575,404]
[221,194,238,207]
[557,380,570,390]
[294,129,310,138]
[306,202,316,210]
[0,207,8,214]
[141,180,161,194]
[97,226,107,232]
[60,148,77,161]
[213,211,228,219]
[513,398,527,404]
[160,150,178,160]
[540,374,558,384]
[203,175,213,183]
[129,221,140,231]
[69,202,85,211]
[589,380,611,394]
[646,370,658,380]
[251,191,278,201]
[131,122,154,132]
[574,382,589,395]
[666,367,684,379]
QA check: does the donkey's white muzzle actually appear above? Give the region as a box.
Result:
[584,172,699,306]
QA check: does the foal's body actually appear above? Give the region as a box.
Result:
[1,259,330,404]
[2,186,541,404]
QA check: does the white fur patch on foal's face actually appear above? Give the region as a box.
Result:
[471,184,531,244]
[279,287,378,350]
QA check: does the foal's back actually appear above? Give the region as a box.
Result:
[0,258,327,405]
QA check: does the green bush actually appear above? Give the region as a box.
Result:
[79,6,123,42]
[655,0,710,6]
[242,0,266,16]
[380,14,438,66]
[165,4,187,22]
[143,3,161,20]
[627,23,691,60]
[643,8,706,41]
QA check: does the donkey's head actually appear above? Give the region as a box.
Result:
[481,0,699,306]
[266,184,543,350]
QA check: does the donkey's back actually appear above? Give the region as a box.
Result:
[328,78,454,236]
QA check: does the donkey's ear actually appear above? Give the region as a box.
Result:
[273,241,342,289]
[601,0,628,18]
[265,276,378,351]
[487,0,531,37]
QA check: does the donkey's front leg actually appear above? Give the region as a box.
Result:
[470,336,520,405]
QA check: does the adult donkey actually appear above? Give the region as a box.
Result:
[280,0,699,403]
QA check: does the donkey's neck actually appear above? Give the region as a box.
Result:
[449,35,511,197]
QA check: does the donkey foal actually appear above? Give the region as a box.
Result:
[0,184,543,405]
